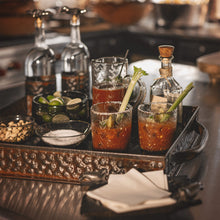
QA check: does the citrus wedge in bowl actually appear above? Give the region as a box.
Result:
[32,91,89,124]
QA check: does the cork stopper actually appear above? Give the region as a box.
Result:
[158,45,174,58]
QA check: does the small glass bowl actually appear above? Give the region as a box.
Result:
[0,115,35,143]
[35,120,91,147]
[32,91,89,124]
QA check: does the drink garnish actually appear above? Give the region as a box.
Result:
[66,98,82,110]
[67,98,82,106]
[53,91,62,97]
[46,95,55,101]
[159,82,194,123]
[52,114,70,123]
[105,66,148,128]
[118,66,148,113]
[49,97,64,106]
[38,96,49,104]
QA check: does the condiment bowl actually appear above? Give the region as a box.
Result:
[32,91,89,124]
[35,120,91,147]
[0,115,35,143]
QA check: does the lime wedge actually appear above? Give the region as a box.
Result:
[42,114,52,122]
[49,97,64,106]
[46,95,54,101]
[62,96,72,104]
[52,114,70,123]
[78,108,86,118]
[66,98,82,110]
[38,96,49,104]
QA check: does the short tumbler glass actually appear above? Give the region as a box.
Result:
[138,103,177,153]
[90,101,132,152]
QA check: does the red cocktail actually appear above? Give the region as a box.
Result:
[92,83,126,104]
[91,102,132,152]
[91,57,128,104]
[92,121,132,151]
[138,103,177,153]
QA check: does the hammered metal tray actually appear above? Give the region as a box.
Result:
[0,101,208,183]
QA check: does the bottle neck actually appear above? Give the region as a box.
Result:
[34,18,47,48]
[159,56,173,77]
[70,15,81,43]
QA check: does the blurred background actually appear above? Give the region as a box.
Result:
[0,0,220,108]
[0,0,220,62]
[0,0,220,60]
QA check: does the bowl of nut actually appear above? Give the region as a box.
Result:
[0,115,35,143]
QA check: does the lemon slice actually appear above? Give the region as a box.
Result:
[52,114,70,123]
[38,96,49,104]
[49,97,64,106]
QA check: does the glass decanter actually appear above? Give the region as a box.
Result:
[150,45,183,123]
[60,7,90,96]
[25,9,56,116]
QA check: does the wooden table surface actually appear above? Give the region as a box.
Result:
[0,60,219,220]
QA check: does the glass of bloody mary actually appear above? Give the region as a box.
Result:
[138,103,177,154]
[91,57,128,104]
[90,101,133,152]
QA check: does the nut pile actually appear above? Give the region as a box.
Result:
[0,119,33,143]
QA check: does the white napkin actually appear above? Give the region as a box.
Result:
[86,168,176,213]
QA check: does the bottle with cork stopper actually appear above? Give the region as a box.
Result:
[25,9,56,116]
[150,45,183,123]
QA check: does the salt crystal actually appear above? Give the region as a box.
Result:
[42,129,85,146]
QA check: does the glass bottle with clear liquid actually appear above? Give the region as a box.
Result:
[25,9,56,116]
[60,7,90,96]
[150,45,183,123]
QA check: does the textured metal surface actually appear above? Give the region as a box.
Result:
[0,144,165,183]
[0,106,203,183]
[0,178,87,220]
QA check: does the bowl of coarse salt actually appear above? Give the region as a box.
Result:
[35,120,91,147]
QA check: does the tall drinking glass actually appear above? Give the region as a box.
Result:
[91,57,128,104]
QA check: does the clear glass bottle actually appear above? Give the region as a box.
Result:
[25,9,56,116]
[60,7,90,96]
[150,45,183,123]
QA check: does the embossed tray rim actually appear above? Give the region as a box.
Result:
[0,104,206,183]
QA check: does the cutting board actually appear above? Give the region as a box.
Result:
[197,51,220,84]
